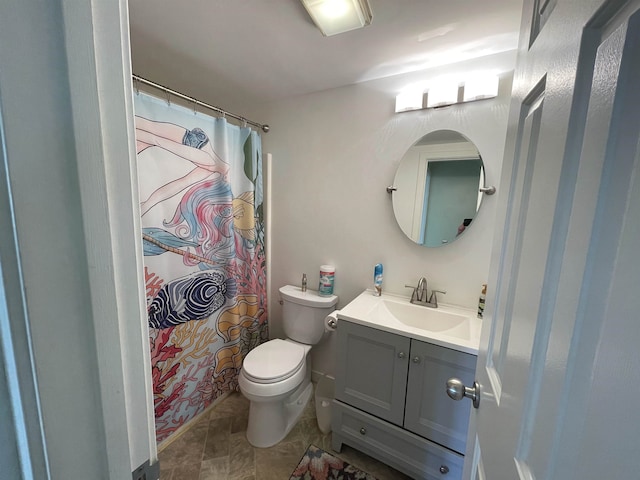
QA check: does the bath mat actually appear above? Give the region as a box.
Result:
[289,444,378,480]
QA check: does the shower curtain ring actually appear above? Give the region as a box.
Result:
[165,90,171,105]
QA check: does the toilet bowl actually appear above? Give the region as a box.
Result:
[238,339,312,447]
[239,285,337,448]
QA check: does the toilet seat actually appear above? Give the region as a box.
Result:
[242,339,306,384]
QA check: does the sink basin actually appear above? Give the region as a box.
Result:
[337,290,481,354]
[384,300,469,331]
[374,299,471,340]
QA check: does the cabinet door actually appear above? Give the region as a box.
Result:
[404,340,477,454]
[335,321,410,426]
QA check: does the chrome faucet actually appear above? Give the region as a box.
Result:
[405,277,446,308]
[416,277,428,302]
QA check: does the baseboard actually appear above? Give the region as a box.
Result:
[156,391,231,452]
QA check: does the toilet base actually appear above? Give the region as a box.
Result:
[245,380,313,448]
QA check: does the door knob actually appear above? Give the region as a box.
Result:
[446,378,480,409]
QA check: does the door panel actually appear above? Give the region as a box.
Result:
[526,10,640,476]
[486,82,546,404]
[474,1,640,479]
[529,0,557,46]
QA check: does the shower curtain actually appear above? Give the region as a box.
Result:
[134,92,268,443]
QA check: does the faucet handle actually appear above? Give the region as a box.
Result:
[428,289,447,307]
[405,285,418,302]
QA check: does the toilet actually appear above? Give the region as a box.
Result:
[238,284,338,448]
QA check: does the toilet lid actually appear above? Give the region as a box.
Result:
[242,339,306,383]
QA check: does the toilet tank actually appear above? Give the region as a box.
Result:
[279,285,338,345]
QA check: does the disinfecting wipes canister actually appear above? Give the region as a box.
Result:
[318,265,335,296]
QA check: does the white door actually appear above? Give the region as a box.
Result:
[465,0,640,478]
[0,1,156,478]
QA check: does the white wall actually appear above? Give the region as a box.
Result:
[249,54,514,377]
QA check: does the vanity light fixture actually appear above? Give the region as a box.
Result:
[301,0,373,36]
[395,88,424,112]
[395,74,500,113]
[426,83,460,108]
[463,75,500,102]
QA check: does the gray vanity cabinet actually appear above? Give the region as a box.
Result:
[333,320,477,480]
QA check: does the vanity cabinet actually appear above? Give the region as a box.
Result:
[332,320,477,480]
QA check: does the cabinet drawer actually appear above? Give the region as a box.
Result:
[332,400,463,480]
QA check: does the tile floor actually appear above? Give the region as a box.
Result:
[158,389,411,480]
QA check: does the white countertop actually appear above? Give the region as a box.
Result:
[336,289,482,355]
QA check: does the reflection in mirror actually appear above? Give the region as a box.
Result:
[392,130,484,247]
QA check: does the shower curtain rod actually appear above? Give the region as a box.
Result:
[132,74,270,133]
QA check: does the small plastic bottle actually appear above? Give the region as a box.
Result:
[373,263,383,296]
[478,284,487,319]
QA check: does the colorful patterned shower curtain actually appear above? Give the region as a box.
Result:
[134,92,267,443]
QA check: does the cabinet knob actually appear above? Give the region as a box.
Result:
[412,356,421,364]
[439,465,449,474]
[359,427,367,435]
[398,351,406,359]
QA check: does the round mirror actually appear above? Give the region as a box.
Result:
[392,130,485,247]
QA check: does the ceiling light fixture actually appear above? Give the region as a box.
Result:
[301,0,373,36]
